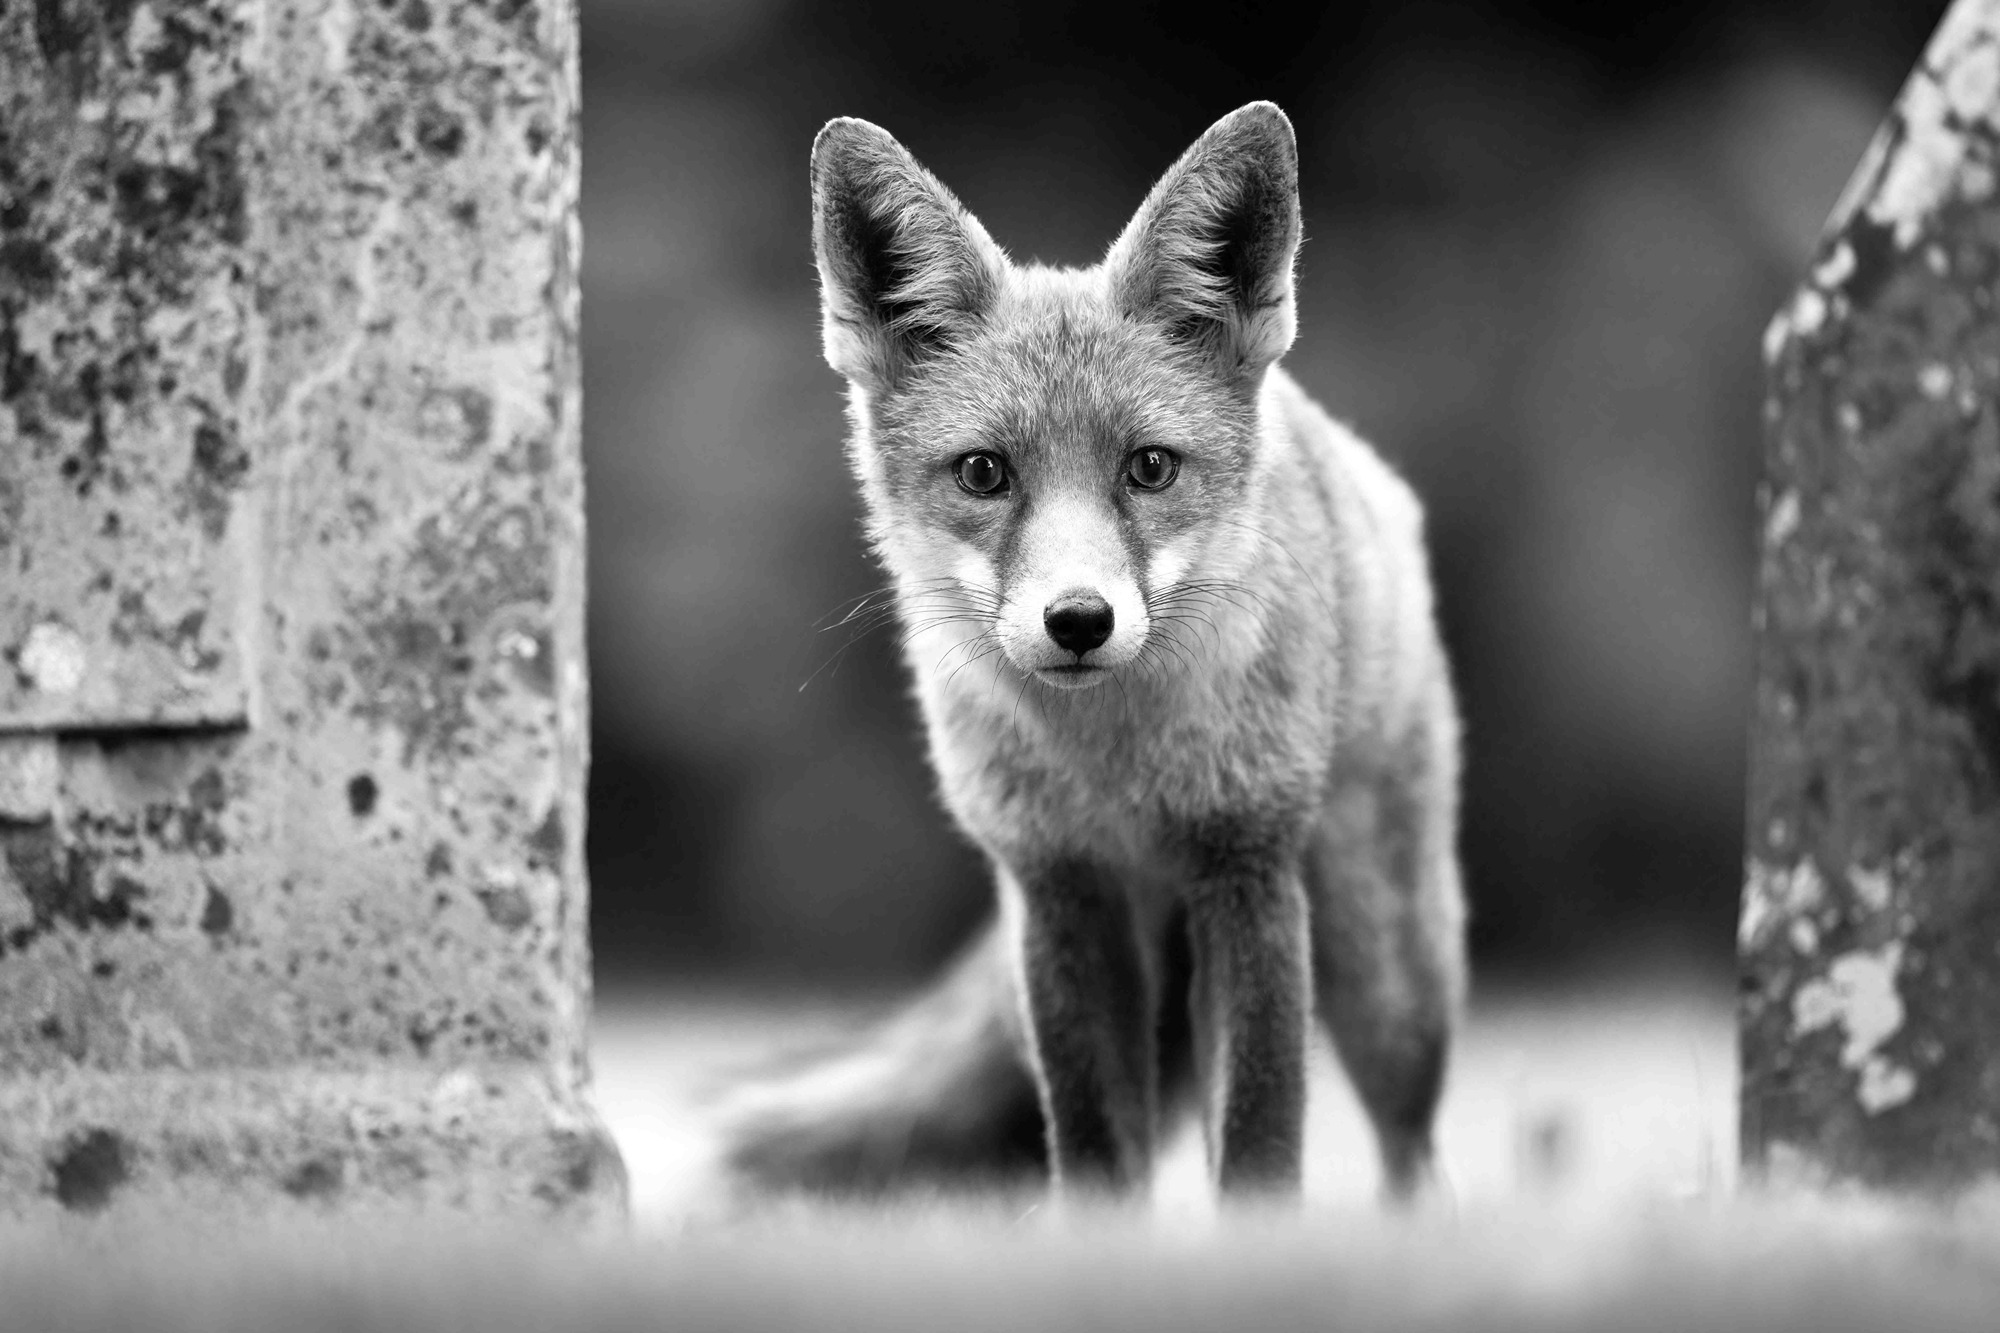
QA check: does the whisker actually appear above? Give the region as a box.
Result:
[813,576,961,630]
[1210,519,1332,615]
[943,637,1007,693]
[800,579,1000,692]
[931,626,1001,680]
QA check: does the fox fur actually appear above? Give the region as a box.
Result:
[721,102,1467,1203]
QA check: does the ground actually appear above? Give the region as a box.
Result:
[6,976,2000,1330]
[593,973,1739,1224]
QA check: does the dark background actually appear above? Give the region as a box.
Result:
[579,0,1948,991]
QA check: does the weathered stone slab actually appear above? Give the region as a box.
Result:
[0,0,254,730]
[0,0,618,1220]
[1745,0,2000,1192]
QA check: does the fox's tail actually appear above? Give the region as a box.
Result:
[712,921,1049,1195]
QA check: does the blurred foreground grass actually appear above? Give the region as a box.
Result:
[9,980,2000,1331]
[5,1181,2000,1331]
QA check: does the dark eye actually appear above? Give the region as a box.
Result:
[955,451,1008,495]
[1126,447,1180,491]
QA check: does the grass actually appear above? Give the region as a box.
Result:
[4,1182,1999,1331]
[592,971,1741,1225]
[5,976,1998,1330]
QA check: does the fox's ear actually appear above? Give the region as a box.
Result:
[1104,102,1300,389]
[810,119,1007,391]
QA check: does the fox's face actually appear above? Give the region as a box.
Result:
[811,105,1301,692]
[865,290,1266,691]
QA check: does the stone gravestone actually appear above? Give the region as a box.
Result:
[1745,0,2000,1191]
[0,0,622,1219]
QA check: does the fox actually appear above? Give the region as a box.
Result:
[718,102,1467,1205]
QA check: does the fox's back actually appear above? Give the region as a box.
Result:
[1260,366,1452,769]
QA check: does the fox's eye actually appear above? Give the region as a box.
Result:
[1126,447,1180,491]
[955,452,1008,496]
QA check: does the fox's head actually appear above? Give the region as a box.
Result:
[811,103,1300,692]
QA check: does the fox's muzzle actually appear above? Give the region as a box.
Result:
[991,496,1149,687]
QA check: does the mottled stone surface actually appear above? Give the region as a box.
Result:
[0,0,253,729]
[0,0,618,1220]
[1745,0,2000,1193]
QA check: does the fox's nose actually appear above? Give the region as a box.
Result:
[1044,593,1114,656]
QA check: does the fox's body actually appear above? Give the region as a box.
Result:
[722,104,1466,1202]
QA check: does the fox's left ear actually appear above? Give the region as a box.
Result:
[1104,102,1300,390]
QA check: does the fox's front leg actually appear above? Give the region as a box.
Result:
[1000,859,1155,1196]
[1184,848,1312,1196]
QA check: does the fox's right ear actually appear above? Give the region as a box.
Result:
[810,119,1007,392]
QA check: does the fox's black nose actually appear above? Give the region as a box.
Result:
[1044,593,1114,656]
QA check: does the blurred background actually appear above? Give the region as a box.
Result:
[578,0,1947,995]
